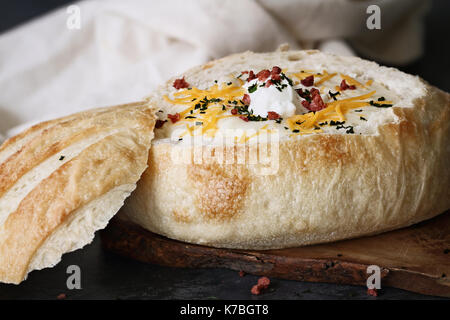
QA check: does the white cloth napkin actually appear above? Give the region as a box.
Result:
[0,0,429,141]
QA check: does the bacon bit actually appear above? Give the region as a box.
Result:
[257,276,270,288]
[340,79,356,90]
[251,285,261,295]
[297,87,325,111]
[299,88,325,111]
[267,111,280,120]
[251,276,271,295]
[270,67,282,81]
[301,100,310,108]
[231,108,238,115]
[271,73,281,81]
[271,66,282,75]
[239,115,249,122]
[310,88,320,97]
[239,270,246,277]
[296,88,309,99]
[301,75,314,87]
[256,69,271,82]
[308,93,326,111]
[155,119,166,129]
[57,293,66,300]
[367,288,378,297]
[265,80,273,87]
[247,70,256,82]
[242,94,251,105]
[167,113,180,123]
[173,77,189,90]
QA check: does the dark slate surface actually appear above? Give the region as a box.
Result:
[0,0,448,300]
[0,237,446,300]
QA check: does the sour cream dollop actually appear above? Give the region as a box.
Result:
[244,77,307,118]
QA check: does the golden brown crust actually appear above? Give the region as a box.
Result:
[187,164,250,221]
[0,103,156,284]
[0,106,151,197]
[0,119,57,154]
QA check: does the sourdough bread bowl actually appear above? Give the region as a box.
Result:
[120,49,450,250]
[0,103,156,284]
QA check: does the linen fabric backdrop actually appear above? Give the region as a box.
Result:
[0,0,429,142]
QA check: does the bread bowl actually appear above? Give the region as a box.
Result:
[120,49,450,250]
[0,103,156,284]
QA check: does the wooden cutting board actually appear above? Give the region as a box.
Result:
[101,211,450,297]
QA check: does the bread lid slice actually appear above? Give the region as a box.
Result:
[0,102,156,284]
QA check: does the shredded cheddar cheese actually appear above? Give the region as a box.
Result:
[161,69,395,141]
[291,70,337,86]
[164,83,245,136]
[286,91,377,133]
[314,70,337,86]
[340,74,366,88]
[292,71,314,81]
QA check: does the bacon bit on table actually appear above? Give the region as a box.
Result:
[251,286,260,295]
[167,113,181,123]
[367,288,378,297]
[239,270,246,277]
[267,111,280,120]
[57,293,66,300]
[251,285,262,295]
[301,75,314,87]
[340,79,356,90]
[251,276,271,295]
[242,93,251,105]
[258,276,270,288]
[173,77,189,89]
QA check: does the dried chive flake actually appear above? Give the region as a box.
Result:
[248,83,258,93]
[370,100,392,108]
[328,91,341,101]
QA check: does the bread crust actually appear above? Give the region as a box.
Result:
[0,103,156,284]
[121,51,450,250]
